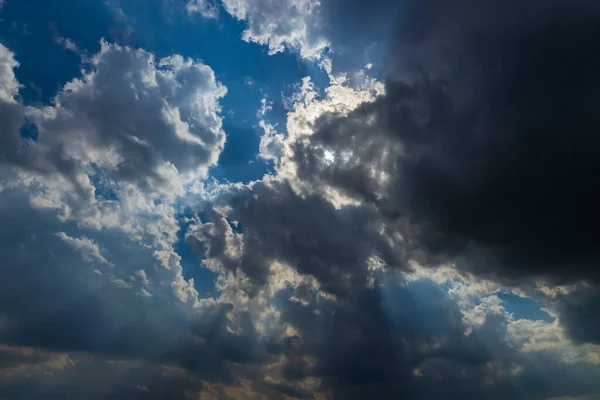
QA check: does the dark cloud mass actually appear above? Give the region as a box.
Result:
[189,180,600,399]
[189,180,406,297]
[295,0,600,284]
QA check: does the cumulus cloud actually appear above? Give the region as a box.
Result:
[30,41,226,193]
[0,40,261,398]
[218,0,329,60]
[257,120,285,163]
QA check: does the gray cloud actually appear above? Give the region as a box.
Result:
[188,179,406,297]
[0,184,272,398]
[290,0,600,286]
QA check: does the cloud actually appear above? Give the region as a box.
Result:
[183,171,600,399]
[55,232,112,266]
[218,0,329,60]
[0,182,274,398]
[186,0,219,18]
[0,44,20,101]
[554,289,600,344]
[0,44,27,171]
[0,41,267,397]
[187,178,406,297]
[0,344,208,400]
[180,0,600,395]
[28,41,227,194]
[257,121,284,164]
[285,0,600,286]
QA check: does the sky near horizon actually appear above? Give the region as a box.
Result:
[0,1,600,399]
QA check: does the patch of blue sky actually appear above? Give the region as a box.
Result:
[88,164,120,201]
[0,0,114,104]
[497,292,554,323]
[174,208,218,297]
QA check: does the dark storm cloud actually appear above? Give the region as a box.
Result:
[188,179,600,399]
[318,0,403,73]
[292,0,600,285]
[0,346,207,400]
[261,276,600,400]
[556,289,600,344]
[189,179,406,297]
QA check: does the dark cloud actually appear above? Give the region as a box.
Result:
[556,289,600,344]
[189,179,406,297]
[319,0,403,73]
[187,178,600,399]
[292,0,600,286]
[0,187,265,395]
[261,275,600,400]
[0,346,207,400]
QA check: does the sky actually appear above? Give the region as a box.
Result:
[0,0,599,399]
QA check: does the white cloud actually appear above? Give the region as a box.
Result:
[257,120,285,163]
[0,44,20,101]
[186,0,219,18]
[0,42,208,313]
[31,42,227,194]
[55,232,112,266]
[0,44,28,173]
[275,74,385,207]
[508,318,600,364]
[256,97,272,117]
[219,0,329,60]
[404,261,600,365]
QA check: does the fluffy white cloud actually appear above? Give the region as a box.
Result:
[219,0,329,60]
[55,232,112,266]
[0,41,216,328]
[257,121,284,163]
[0,43,230,310]
[0,44,19,101]
[30,41,227,194]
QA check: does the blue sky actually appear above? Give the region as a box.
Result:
[0,1,599,399]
